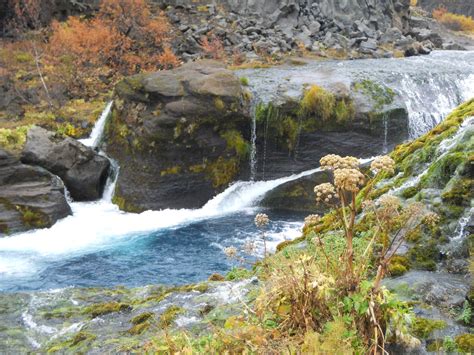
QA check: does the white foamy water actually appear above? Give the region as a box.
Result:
[0,167,322,258]
[78,101,113,149]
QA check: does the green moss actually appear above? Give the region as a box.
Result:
[420,152,466,188]
[0,126,30,152]
[400,186,418,199]
[112,193,143,213]
[47,331,96,352]
[128,322,151,335]
[83,302,132,318]
[280,116,299,151]
[159,306,184,328]
[71,332,96,346]
[334,98,355,124]
[221,130,250,160]
[225,267,253,281]
[442,177,473,206]
[160,166,181,177]
[115,74,146,99]
[18,206,49,228]
[131,312,154,325]
[455,333,474,352]
[388,255,411,276]
[411,317,446,339]
[299,85,336,121]
[176,283,209,293]
[353,79,395,110]
[239,77,249,86]
[207,157,239,188]
[214,97,226,111]
[15,51,34,63]
[407,241,438,271]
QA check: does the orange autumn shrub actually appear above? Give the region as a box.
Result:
[99,0,171,47]
[49,17,130,68]
[200,35,226,60]
[433,6,474,32]
[46,0,178,97]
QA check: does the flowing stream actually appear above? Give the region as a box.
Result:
[0,51,473,291]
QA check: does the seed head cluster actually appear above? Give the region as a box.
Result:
[224,246,237,259]
[320,154,360,171]
[379,194,401,210]
[255,213,270,228]
[333,168,365,192]
[371,155,395,175]
[304,214,321,226]
[314,183,337,203]
[361,199,375,211]
[423,212,440,227]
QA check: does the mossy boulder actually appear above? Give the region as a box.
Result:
[106,60,250,211]
[250,80,408,180]
[0,149,71,236]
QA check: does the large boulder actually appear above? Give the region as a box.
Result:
[105,60,250,211]
[0,149,71,235]
[21,127,110,201]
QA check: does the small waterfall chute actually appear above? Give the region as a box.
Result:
[79,101,113,149]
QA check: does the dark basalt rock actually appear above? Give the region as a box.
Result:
[0,149,71,236]
[260,169,331,212]
[21,127,110,201]
[105,60,250,212]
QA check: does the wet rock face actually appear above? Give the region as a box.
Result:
[21,127,110,201]
[105,60,250,211]
[260,169,331,212]
[0,149,71,236]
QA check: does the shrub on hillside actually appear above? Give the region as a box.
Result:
[47,0,178,96]
[433,7,474,32]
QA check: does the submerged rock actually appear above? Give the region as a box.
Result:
[0,279,258,353]
[0,149,71,235]
[21,127,110,201]
[106,60,250,211]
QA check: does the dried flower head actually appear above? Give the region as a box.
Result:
[361,199,375,211]
[243,240,256,255]
[320,154,360,171]
[404,202,424,218]
[379,194,401,210]
[224,246,238,259]
[304,214,321,226]
[255,213,270,228]
[333,168,365,192]
[314,183,337,203]
[371,155,395,175]
[423,212,440,228]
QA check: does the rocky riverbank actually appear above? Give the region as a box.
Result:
[0,99,472,353]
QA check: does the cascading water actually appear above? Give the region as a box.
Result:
[249,98,258,181]
[1,51,474,292]
[78,101,113,149]
[0,99,331,290]
[237,51,474,140]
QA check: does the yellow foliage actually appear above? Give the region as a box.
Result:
[300,85,336,121]
[433,7,474,32]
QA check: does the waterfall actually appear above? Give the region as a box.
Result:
[249,100,258,181]
[79,101,113,149]
[237,51,474,142]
